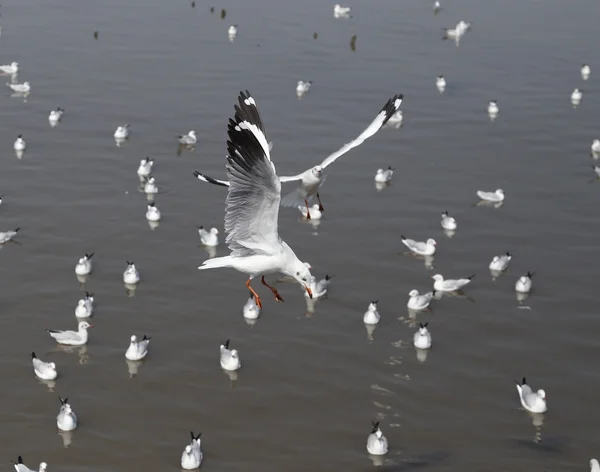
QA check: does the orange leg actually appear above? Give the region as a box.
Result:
[304,199,311,220]
[316,193,324,212]
[245,279,263,309]
[262,276,284,303]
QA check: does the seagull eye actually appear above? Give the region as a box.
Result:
[296,271,300,276]
[302,277,307,282]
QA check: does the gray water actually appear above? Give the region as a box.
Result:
[1,0,599,470]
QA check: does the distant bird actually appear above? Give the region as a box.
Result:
[210,6,214,13]
[515,271,534,293]
[178,130,197,145]
[75,253,94,275]
[436,75,446,92]
[0,227,20,244]
[220,340,241,371]
[7,81,29,93]
[433,0,441,13]
[443,20,471,41]
[571,88,583,105]
[228,24,238,38]
[93,30,98,39]
[0,61,18,74]
[401,235,437,256]
[407,289,434,310]
[374,166,394,183]
[143,176,158,194]
[592,139,600,155]
[75,292,94,318]
[298,204,322,221]
[191,1,195,7]
[13,135,26,151]
[440,211,457,230]
[123,261,140,284]
[313,32,318,39]
[181,432,203,470]
[114,124,129,139]
[581,64,591,80]
[12,456,47,472]
[593,165,600,177]
[146,202,161,222]
[515,377,547,413]
[47,321,92,346]
[48,107,64,123]
[334,3,352,17]
[125,335,151,361]
[31,352,57,380]
[366,421,388,455]
[198,226,219,246]
[489,252,512,271]
[296,80,312,96]
[137,157,154,178]
[476,188,504,202]
[350,35,357,51]
[243,293,261,320]
[57,397,78,431]
[432,273,474,292]
[488,100,499,116]
[363,301,380,325]
[413,322,432,349]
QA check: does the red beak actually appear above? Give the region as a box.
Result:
[305,285,313,299]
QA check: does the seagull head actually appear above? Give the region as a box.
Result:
[130,335,137,343]
[426,238,437,246]
[290,260,313,298]
[79,321,93,330]
[431,274,444,282]
[49,362,56,370]
[40,463,47,472]
[537,389,546,400]
[312,165,323,177]
[185,445,193,454]
[419,322,429,335]
[210,228,219,235]
[408,289,419,297]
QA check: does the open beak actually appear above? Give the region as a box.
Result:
[305,285,313,299]
[88,324,94,328]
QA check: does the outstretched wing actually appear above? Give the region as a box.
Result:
[319,94,403,170]
[224,91,281,257]
[193,171,230,187]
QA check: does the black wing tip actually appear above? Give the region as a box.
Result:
[468,274,476,280]
[31,351,36,359]
[527,271,535,278]
[522,377,527,385]
[143,335,151,341]
[17,456,23,464]
[221,339,230,349]
[400,234,406,240]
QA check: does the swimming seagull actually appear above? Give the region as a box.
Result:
[407,289,434,310]
[191,94,403,219]
[571,88,583,106]
[476,188,504,202]
[298,204,322,220]
[178,130,197,145]
[198,226,219,246]
[31,352,58,380]
[593,165,600,177]
[306,274,332,299]
[515,377,547,413]
[433,0,441,13]
[14,135,26,151]
[440,211,457,230]
[181,432,203,470]
[488,100,499,117]
[75,253,94,275]
[592,139,600,155]
[197,91,314,308]
[401,235,437,256]
[114,124,130,139]
[413,322,432,349]
[0,227,20,243]
[515,271,534,293]
[489,252,512,271]
[243,292,261,320]
[49,107,64,124]
[431,273,474,292]
[374,166,394,183]
[57,397,78,431]
[591,459,600,472]
[366,421,388,455]
[123,261,140,284]
[443,20,471,42]
[296,80,312,97]
[581,64,591,80]
[228,24,238,39]
[137,157,154,178]
[146,202,161,221]
[12,456,47,472]
[75,292,94,318]
[220,339,241,371]
[125,335,151,361]
[7,81,30,93]
[143,176,158,194]
[436,75,446,92]
[0,61,18,74]
[363,301,380,325]
[47,321,92,346]
[334,4,352,17]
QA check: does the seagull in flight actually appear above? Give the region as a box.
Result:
[192,94,403,219]
[198,91,314,309]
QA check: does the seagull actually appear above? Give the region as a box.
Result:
[489,252,512,271]
[198,226,219,246]
[243,293,261,320]
[125,335,151,361]
[181,432,203,470]
[401,235,437,256]
[7,81,30,93]
[228,24,238,40]
[443,20,471,41]
[476,188,504,202]
[407,289,434,310]
[114,124,130,139]
[413,322,432,349]
[581,64,591,80]
[178,130,197,145]
[14,135,26,151]
[0,227,20,243]
[191,94,403,219]
[220,339,241,371]
[298,203,322,220]
[0,61,18,74]
[75,253,94,275]
[515,271,534,293]
[591,459,600,472]
[296,80,312,97]
[363,301,380,325]
[593,165,600,177]
[12,456,47,472]
[592,139,600,155]
[31,352,57,380]
[433,0,441,12]
[47,321,92,346]
[440,211,457,230]
[56,397,78,431]
[49,107,64,123]
[137,157,154,178]
[306,274,332,299]
[374,166,394,183]
[334,3,352,16]
[366,421,388,456]
[516,377,547,413]
[488,100,499,116]
[123,261,140,284]
[432,273,474,292]
[143,176,158,194]
[436,75,446,92]
[197,91,314,308]
[571,88,583,105]
[75,292,94,318]
[146,202,161,221]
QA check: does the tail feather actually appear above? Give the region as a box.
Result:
[198,256,233,270]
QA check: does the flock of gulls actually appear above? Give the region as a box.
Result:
[3,1,599,471]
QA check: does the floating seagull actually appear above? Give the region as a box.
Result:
[571,88,583,106]
[198,226,219,246]
[334,3,352,17]
[197,91,314,308]
[48,107,64,123]
[181,432,203,470]
[14,134,26,151]
[12,456,47,472]
[296,80,312,97]
[220,339,241,371]
[374,166,394,183]
[401,235,437,256]
[476,188,504,202]
[581,64,591,80]
[440,211,457,230]
[75,292,94,318]
[114,124,130,140]
[178,130,197,146]
[591,459,600,472]
[146,202,161,221]
[443,20,471,41]
[57,397,78,431]
[0,227,20,244]
[407,289,434,310]
[74,253,94,275]
[433,0,441,12]
[387,110,403,128]
[123,261,140,284]
[515,271,534,293]
[125,335,151,361]
[516,377,547,413]
[298,203,322,220]
[306,274,332,299]
[31,352,57,380]
[0,61,18,74]
[137,157,154,178]
[413,322,432,349]
[591,139,600,155]
[431,273,474,292]
[243,293,261,320]
[143,176,158,194]
[228,24,238,41]
[488,100,499,116]
[436,75,446,92]
[363,301,380,325]
[7,81,30,93]
[366,421,388,456]
[593,165,600,177]
[47,321,92,346]
[489,252,512,271]
[192,95,402,220]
